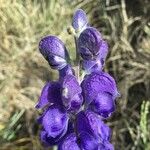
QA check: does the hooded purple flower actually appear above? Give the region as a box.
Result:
[76,110,114,150]
[82,40,109,73]
[76,110,111,140]
[58,110,113,150]
[81,71,119,118]
[38,105,69,145]
[39,36,69,70]
[35,81,62,109]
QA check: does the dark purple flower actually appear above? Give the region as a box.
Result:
[76,111,113,150]
[76,111,111,141]
[61,74,83,112]
[40,121,74,147]
[78,27,102,60]
[58,132,99,150]
[35,81,61,109]
[89,92,115,118]
[38,105,69,138]
[81,71,119,117]
[39,36,69,70]
[72,9,88,33]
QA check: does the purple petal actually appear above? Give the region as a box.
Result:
[72,9,88,32]
[35,81,62,109]
[81,71,119,105]
[98,141,114,150]
[79,132,99,150]
[61,75,83,112]
[35,82,51,109]
[78,27,102,60]
[58,133,80,150]
[40,121,74,147]
[48,55,67,70]
[85,110,111,140]
[76,111,113,149]
[98,40,109,66]
[40,130,58,146]
[59,64,75,79]
[76,111,111,141]
[82,59,103,73]
[76,111,92,135]
[40,105,69,138]
[69,94,83,112]
[39,36,68,70]
[90,92,115,118]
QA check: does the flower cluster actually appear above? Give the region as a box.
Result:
[35,9,119,150]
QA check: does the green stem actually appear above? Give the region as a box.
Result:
[74,37,80,80]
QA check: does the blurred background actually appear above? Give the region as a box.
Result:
[0,0,149,150]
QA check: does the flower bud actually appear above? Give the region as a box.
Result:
[81,40,108,73]
[72,9,88,33]
[39,36,69,70]
[81,71,119,118]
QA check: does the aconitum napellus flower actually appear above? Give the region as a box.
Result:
[35,9,120,150]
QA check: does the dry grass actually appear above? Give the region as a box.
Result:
[0,0,150,149]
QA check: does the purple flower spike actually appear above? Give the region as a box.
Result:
[35,81,61,109]
[61,75,83,112]
[82,71,119,106]
[78,27,102,60]
[36,9,120,149]
[39,105,69,138]
[39,36,68,70]
[72,9,88,33]
[58,133,80,150]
